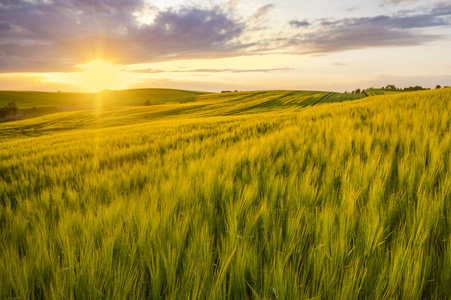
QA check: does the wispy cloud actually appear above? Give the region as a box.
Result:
[383,0,419,4]
[286,3,451,54]
[126,67,295,73]
[329,62,347,67]
[252,4,275,20]
[289,20,310,28]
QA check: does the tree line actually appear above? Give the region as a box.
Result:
[345,84,449,95]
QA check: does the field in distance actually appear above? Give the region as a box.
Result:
[0,89,365,139]
[0,88,210,108]
[0,88,450,299]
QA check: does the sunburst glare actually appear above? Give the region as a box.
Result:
[45,60,143,92]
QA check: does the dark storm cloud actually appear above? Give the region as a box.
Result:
[0,0,246,72]
[287,3,451,54]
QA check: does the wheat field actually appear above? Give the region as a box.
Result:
[0,89,450,299]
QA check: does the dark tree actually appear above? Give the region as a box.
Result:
[0,102,18,118]
[7,102,18,114]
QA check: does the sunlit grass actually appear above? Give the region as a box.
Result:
[0,89,450,298]
[0,88,211,109]
[0,90,364,140]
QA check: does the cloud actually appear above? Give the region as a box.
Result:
[0,0,247,72]
[431,2,451,16]
[346,7,359,12]
[225,0,239,12]
[252,4,275,20]
[383,0,419,4]
[1,0,451,73]
[290,26,437,54]
[130,7,247,59]
[246,4,276,31]
[127,67,295,73]
[286,4,451,54]
[0,23,11,31]
[329,62,347,67]
[289,20,310,28]
[332,14,449,30]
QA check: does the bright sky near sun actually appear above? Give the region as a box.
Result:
[0,0,450,92]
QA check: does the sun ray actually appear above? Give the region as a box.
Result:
[45,60,144,92]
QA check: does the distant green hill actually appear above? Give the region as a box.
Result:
[0,88,211,108]
[0,90,366,138]
[0,88,213,121]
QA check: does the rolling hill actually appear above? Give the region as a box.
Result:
[0,88,213,123]
[0,90,365,139]
[0,88,211,108]
[0,88,450,299]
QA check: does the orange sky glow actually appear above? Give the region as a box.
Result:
[0,0,450,92]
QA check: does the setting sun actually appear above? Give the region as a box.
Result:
[78,60,119,91]
[45,60,142,92]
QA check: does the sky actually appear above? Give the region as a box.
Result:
[0,0,450,92]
